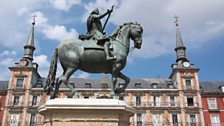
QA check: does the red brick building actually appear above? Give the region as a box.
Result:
[200,82,224,126]
[0,81,7,124]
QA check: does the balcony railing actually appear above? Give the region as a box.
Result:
[130,122,202,126]
[185,103,198,107]
[208,123,224,126]
[127,102,180,107]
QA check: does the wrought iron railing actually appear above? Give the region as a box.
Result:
[127,102,180,107]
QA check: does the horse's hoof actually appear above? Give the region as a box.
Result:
[50,96,54,99]
[112,95,119,99]
[72,95,79,99]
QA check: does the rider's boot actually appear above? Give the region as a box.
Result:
[104,42,116,61]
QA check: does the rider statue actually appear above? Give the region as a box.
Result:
[79,7,116,61]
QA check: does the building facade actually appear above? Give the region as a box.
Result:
[1,19,224,126]
[200,82,224,126]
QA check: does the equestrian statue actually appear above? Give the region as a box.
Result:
[44,6,143,99]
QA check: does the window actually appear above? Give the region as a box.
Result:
[208,98,218,109]
[210,114,220,126]
[153,96,159,106]
[221,86,224,93]
[32,96,37,105]
[137,114,142,126]
[135,83,141,88]
[152,83,158,88]
[119,96,124,100]
[172,114,178,124]
[189,115,196,125]
[118,83,124,88]
[85,83,91,88]
[185,79,191,89]
[102,83,108,88]
[16,78,24,87]
[10,114,19,125]
[136,96,141,106]
[30,114,36,126]
[153,114,162,126]
[84,96,89,99]
[13,96,19,105]
[170,96,175,106]
[187,97,194,106]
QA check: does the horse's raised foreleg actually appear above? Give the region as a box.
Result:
[116,72,130,94]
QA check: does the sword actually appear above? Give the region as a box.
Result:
[102,5,114,32]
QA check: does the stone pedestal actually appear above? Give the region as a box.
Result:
[38,98,135,126]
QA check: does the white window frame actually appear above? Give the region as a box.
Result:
[210,114,220,126]
[170,96,177,107]
[184,78,193,90]
[208,98,218,109]
[9,113,19,126]
[153,114,163,126]
[16,78,24,88]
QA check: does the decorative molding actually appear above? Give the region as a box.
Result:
[15,71,27,78]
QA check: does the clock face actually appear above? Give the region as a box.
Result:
[183,61,190,68]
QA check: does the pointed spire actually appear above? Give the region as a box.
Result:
[173,16,188,63]
[23,14,36,61]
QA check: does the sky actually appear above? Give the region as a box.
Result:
[0,0,224,81]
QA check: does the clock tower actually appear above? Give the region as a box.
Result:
[2,16,41,126]
[169,17,205,126]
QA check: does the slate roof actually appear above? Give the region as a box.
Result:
[32,77,174,89]
[0,81,8,90]
[200,81,224,93]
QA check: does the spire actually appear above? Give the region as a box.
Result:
[174,16,188,63]
[23,14,36,61]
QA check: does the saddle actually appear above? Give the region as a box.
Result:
[81,38,113,50]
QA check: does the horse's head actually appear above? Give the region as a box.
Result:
[129,23,143,49]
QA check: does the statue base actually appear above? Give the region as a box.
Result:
[38,98,135,126]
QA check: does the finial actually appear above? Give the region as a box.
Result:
[32,14,37,25]
[173,15,179,27]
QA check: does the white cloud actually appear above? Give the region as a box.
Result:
[49,0,81,11]
[82,0,224,59]
[33,55,50,77]
[0,50,16,57]
[0,50,18,80]
[77,72,90,78]
[82,0,119,22]
[42,25,78,42]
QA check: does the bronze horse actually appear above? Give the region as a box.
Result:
[44,22,143,98]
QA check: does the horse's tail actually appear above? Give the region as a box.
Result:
[44,48,58,94]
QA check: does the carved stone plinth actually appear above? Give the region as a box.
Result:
[38,98,135,126]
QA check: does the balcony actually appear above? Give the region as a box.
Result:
[185,103,198,107]
[184,122,201,126]
[127,102,180,108]
[208,123,224,126]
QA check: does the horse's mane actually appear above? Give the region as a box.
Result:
[111,22,143,39]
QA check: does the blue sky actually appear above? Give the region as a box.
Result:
[0,0,223,81]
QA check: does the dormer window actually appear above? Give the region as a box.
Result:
[167,82,174,89]
[102,83,108,88]
[135,83,141,88]
[221,86,224,93]
[85,83,91,88]
[119,83,124,88]
[151,83,158,88]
